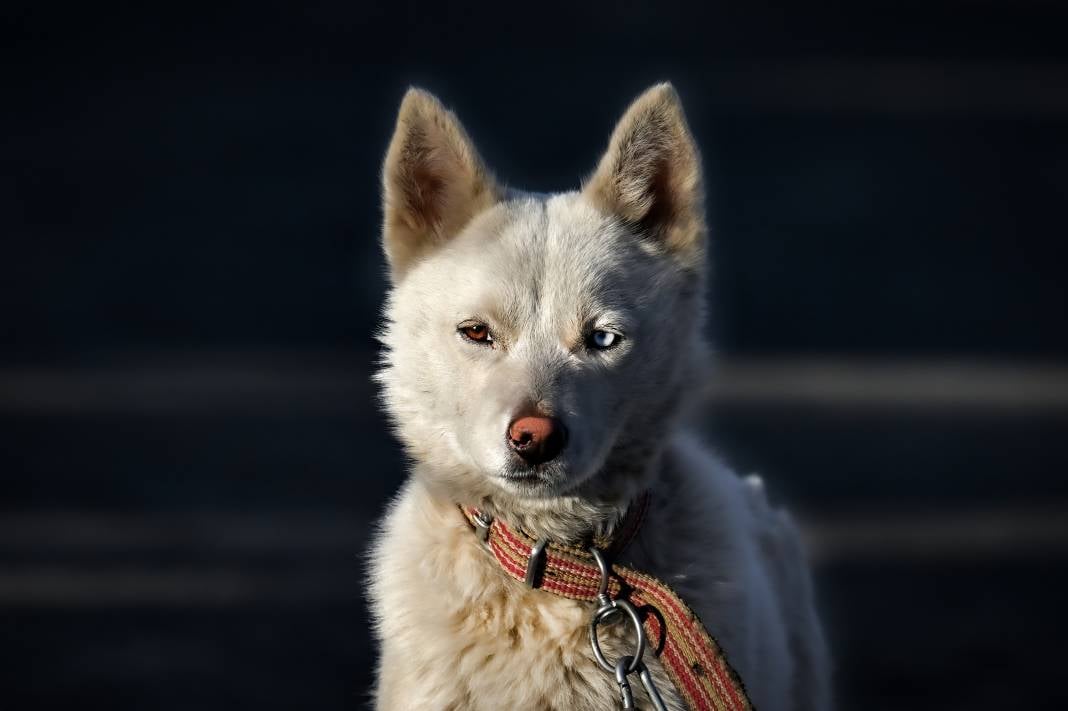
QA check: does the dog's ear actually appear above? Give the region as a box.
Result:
[584,83,705,269]
[381,88,500,281]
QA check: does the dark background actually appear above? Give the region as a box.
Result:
[3,2,1068,709]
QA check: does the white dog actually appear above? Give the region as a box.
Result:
[368,83,830,710]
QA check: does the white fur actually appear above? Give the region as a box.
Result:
[368,84,831,710]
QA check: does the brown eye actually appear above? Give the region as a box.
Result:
[460,323,492,343]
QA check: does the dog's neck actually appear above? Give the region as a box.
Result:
[423,449,663,544]
[467,493,633,543]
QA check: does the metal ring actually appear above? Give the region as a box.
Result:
[589,598,645,674]
[589,546,610,602]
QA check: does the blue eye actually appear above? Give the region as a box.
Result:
[589,330,619,349]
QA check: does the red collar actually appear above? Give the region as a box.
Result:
[462,493,649,597]
[460,495,752,711]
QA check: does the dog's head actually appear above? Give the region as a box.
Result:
[376,84,709,507]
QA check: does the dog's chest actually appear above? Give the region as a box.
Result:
[398,521,684,710]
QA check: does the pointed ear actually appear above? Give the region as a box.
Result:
[381,88,500,280]
[583,83,705,269]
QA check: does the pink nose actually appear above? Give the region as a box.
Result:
[507,415,567,465]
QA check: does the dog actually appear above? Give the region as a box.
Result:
[368,83,831,710]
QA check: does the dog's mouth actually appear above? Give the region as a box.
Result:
[499,468,548,485]
[498,459,562,491]
[500,475,543,490]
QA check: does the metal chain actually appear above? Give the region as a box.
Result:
[588,547,668,710]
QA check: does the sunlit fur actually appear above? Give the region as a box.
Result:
[368,84,831,710]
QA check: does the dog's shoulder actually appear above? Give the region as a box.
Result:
[629,432,816,710]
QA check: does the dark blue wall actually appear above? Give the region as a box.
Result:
[3,2,1067,709]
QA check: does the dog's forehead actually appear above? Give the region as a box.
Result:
[451,193,639,291]
[411,191,675,329]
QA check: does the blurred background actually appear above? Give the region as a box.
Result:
[3,1,1068,709]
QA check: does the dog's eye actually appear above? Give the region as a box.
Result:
[459,322,493,344]
[588,330,620,350]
